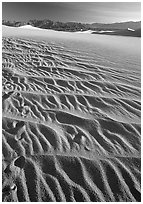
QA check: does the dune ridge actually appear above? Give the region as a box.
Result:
[2,37,141,201]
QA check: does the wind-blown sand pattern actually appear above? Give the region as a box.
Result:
[2,36,141,201]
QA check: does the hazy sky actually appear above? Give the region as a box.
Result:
[2,2,141,23]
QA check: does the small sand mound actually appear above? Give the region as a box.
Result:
[18,25,42,30]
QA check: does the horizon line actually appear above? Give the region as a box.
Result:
[2,19,141,25]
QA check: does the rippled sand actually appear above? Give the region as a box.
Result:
[2,36,141,201]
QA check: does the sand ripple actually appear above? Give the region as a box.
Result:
[2,37,140,201]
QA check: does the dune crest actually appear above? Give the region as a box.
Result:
[18,25,43,30]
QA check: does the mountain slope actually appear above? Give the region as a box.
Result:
[89,21,141,30]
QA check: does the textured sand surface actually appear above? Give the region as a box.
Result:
[2,31,141,202]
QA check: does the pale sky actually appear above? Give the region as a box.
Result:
[2,2,141,23]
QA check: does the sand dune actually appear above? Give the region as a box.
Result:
[2,35,141,201]
[75,30,93,34]
[18,25,43,30]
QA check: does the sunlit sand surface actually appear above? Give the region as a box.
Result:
[2,26,141,202]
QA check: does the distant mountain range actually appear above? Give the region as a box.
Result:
[87,21,141,30]
[2,19,141,37]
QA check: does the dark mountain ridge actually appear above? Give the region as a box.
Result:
[88,21,141,30]
[2,19,141,37]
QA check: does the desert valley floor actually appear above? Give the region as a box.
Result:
[2,26,141,202]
